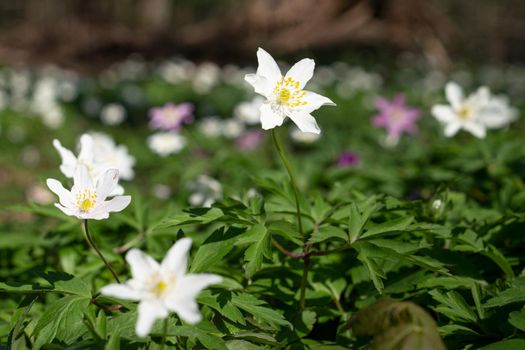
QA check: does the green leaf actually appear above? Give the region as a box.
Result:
[159,207,224,228]
[348,199,381,242]
[483,244,515,279]
[360,216,414,240]
[242,225,271,278]
[33,295,91,349]
[190,226,243,273]
[479,339,525,350]
[105,328,121,350]
[198,290,246,325]
[308,225,347,244]
[509,307,525,332]
[429,290,478,323]
[354,241,385,293]
[231,293,292,329]
[485,279,525,308]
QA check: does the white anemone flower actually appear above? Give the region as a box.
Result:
[244,48,335,134]
[46,165,131,220]
[479,94,519,129]
[100,238,222,337]
[188,175,222,208]
[147,132,186,157]
[431,82,490,138]
[53,133,135,195]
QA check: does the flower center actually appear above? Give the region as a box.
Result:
[273,77,307,108]
[458,105,472,120]
[152,280,168,296]
[76,189,97,212]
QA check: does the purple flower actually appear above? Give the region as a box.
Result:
[149,103,194,131]
[337,152,360,167]
[372,95,420,145]
[236,129,264,151]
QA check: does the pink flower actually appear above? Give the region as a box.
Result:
[149,103,194,131]
[337,152,360,167]
[236,129,264,151]
[372,95,420,145]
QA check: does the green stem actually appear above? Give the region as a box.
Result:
[160,318,168,350]
[299,254,310,310]
[83,220,121,283]
[271,129,304,236]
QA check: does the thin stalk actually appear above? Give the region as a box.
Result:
[159,318,168,350]
[83,220,121,283]
[271,129,304,236]
[299,254,310,310]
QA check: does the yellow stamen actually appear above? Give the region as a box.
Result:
[458,105,472,120]
[75,189,97,212]
[273,76,308,108]
[80,199,93,211]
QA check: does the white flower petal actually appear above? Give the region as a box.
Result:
[46,178,74,207]
[444,122,461,137]
[176,274,222,300]
[463,122,486,139]
[136,300,168,337]
[54,203,77,217]
[299,90,335,114]
[259,104,284,130]
[285,58,315,89]
[445,82,463,109]
[73,165,94,190]
[288,112,320,134]
[160,238,192,277]
[78,134,94,163]
[255,48,282,87]
[93,196,131,216]
[167,299,202,325]
[100,283,143,301]
[53,139,77,178]
[244,74,271,97]
[126,249,160,281]
[431,105,456,123]
[96,169,120,199]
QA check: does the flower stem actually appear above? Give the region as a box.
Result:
[83,220,121,283]
[271,129,304,236]
[271,129,311,310]
[299,254,310,310]
[160,318,168,350]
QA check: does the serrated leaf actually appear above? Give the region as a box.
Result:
[159,207,224,228]
[190,226,243,273]
[231,293,291,329]
[360,216,414,240]
[429,290,478,323]
[33,295,90,349]
[242,225,271,278]
[348,199,381,242]
[308,225,347,244]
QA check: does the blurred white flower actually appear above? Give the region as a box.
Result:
[101,103,126,126]
[234,96,264,125]
[193,62,220,94]
[245,48,335,134]
[198,117,223,138]
[147,132,186,157]
[100,238,222,337]
[152,184,171,200]
[221,119,245,139]
[432,82,518,138]
[47,165,131,220]
[188,175,222,207]
[290,128,321,144]
[90,132,136,180]
[53,133,135,194]
[158,59,195,84]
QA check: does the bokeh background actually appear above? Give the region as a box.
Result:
[0,0,524,71]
